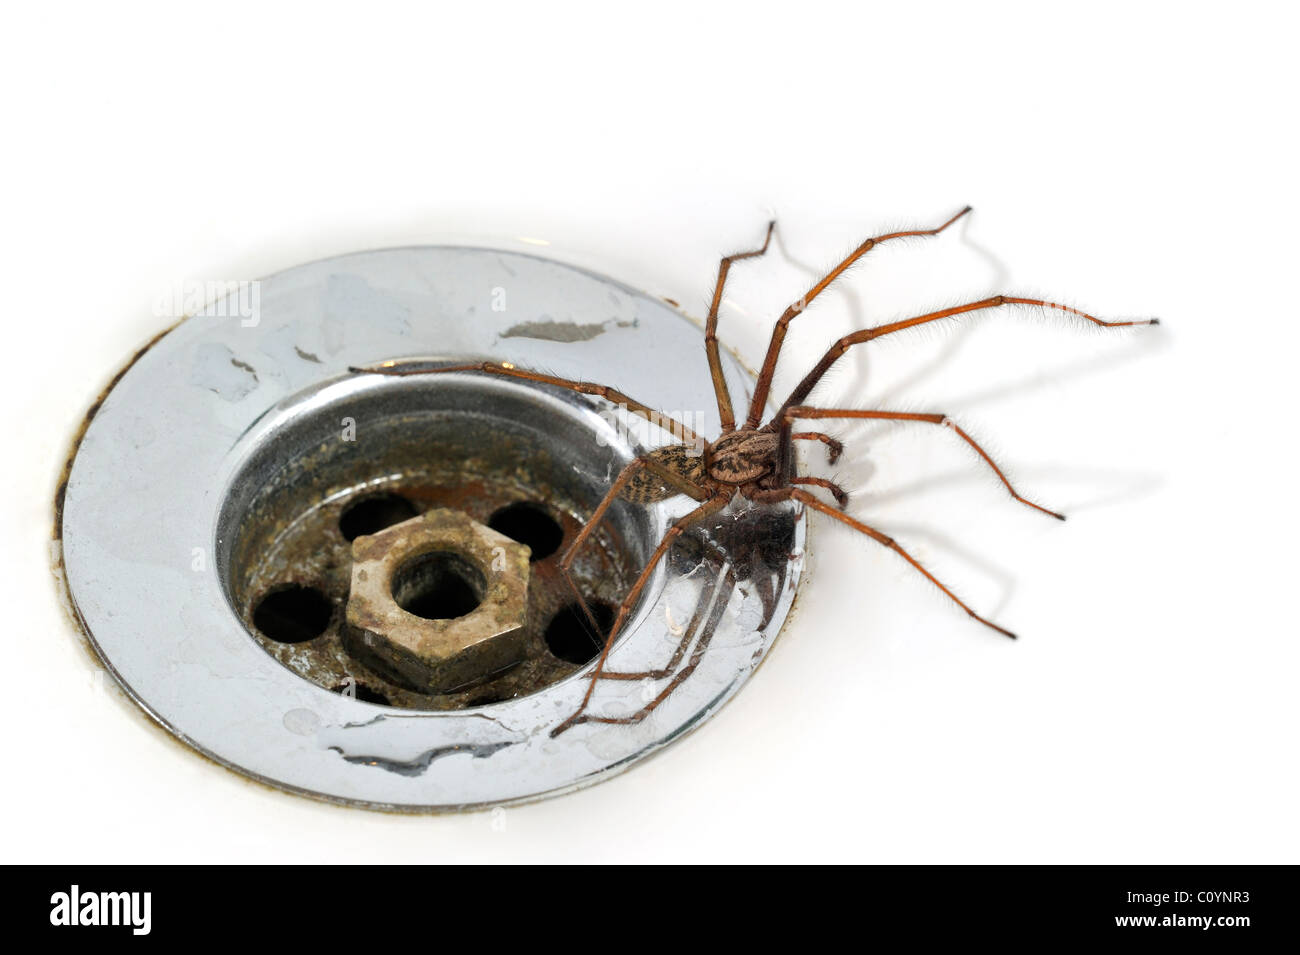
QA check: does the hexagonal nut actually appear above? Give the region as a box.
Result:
[345,508,531,694]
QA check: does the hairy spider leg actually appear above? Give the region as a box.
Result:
[551,495,729,736]
[773,296,1159,423]
[557,454,710,648]
[585,522,735,684]
[784,407,1064,520]
[705,221,775,434]
[350,360,702,448]
[743,205,972,429]
[576,560,738,728]
[789,475,849,507]
[784,487,1016,639]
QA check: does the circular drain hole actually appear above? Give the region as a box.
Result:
[331,682,392,706]
[339,493,419,541]
[466,690,512,707]
[253,585,333,643]
[545,600,616,664]
[392,551,485,620]
[489,501,564,561]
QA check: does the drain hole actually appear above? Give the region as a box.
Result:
[331,681,392,706]
[467,690,511,707]
[545,600,616,664]
[339,492,419,541]
[392,551,485,620]
[252,585,333,643]
[488,501,564,561]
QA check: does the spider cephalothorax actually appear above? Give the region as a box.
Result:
[706,429,782,486]
[354,206,1157,736]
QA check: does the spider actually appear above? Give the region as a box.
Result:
[352,206,1157,736]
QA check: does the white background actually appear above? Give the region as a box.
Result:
[3,2,1296,863]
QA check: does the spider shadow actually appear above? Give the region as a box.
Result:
[764,210,1163,617]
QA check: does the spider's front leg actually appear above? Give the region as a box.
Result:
[783,407,1064,520]
[705,221,776,433]
[586,526,731,684]
[349,360,703,448]
[781,487,1018,640]
[775,295,1159,419]
[790,476,849,508]
[552,494,728,737]
[577,560,737,729]
[744,205,973,429]
[556,450,711,642]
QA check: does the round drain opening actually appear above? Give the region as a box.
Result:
[545,601,616,665]
[488,502,565,561]
[253,584,335,644]
[339,493,418,541]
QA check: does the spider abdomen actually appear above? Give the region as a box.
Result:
[708,430,779,484]
[623,444,708,503]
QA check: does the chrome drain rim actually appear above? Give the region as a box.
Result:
[58,246,806,810]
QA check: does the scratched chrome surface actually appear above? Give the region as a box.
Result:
[59,246,806,810]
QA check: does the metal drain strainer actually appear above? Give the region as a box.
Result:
[57,246,806,810]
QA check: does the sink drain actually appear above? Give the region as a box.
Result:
[220,369,651,709]
[56,246,806,810]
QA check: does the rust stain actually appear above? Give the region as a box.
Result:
[500,319,609,343]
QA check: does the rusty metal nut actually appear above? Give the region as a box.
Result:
[345,508,531,693]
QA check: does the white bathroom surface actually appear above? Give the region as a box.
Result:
[2,3,1295,863]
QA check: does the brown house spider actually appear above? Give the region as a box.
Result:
[354,206,1157,736]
